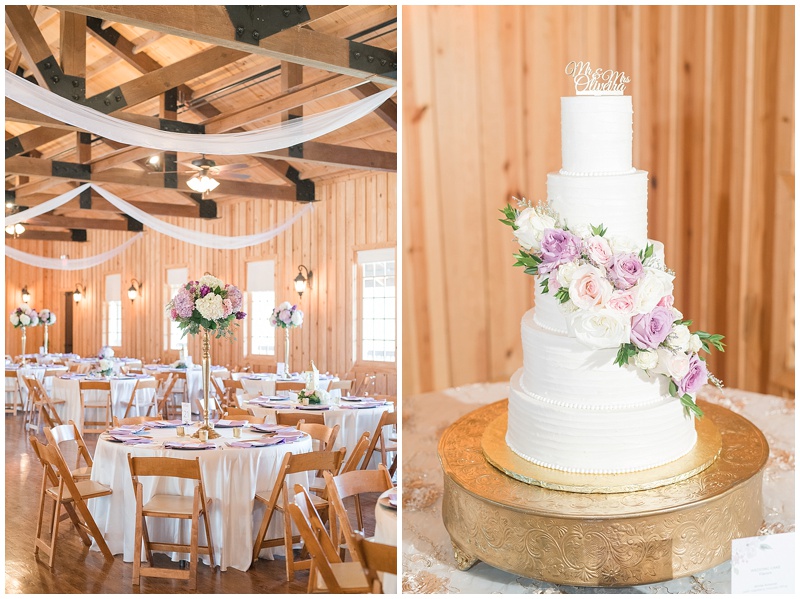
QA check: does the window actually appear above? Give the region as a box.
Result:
[247,260,276,356]
[165,267,189,352]
[357,248,396,362]
[103,273,122,347]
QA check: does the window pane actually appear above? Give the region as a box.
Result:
[358,257,396,363]
[250,290,275,355]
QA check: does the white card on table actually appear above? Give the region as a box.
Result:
[731,532,795,594]
[277,362,286,377]
[181,402,191,424]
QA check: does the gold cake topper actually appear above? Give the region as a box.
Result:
[565,61,630,96]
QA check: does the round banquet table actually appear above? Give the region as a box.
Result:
[402,382,795,594]
[375,487,398,593]
[246,399,390,466]
[51,375,156,432]
[144,365,229,411]
[88,424,313,571]
[13,364,68,407]
[235,373,338,399]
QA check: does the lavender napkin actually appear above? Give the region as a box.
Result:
[228,438,284,448]
[215,419,247,428]
[163,441,216,450]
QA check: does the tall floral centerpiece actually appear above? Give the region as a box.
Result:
[9,305,39,364]
[167,274,246,438]
[39,309,56,354]
[270,302,303,376]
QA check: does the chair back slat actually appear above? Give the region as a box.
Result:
[128,455,202,480]
[276,412,324,426]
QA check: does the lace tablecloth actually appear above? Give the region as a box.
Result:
[401,383,794,594]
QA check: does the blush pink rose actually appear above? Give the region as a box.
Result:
[584,236,614,266]
[569,265,612,310]
[607,289,636,314]
[657,294,675,309]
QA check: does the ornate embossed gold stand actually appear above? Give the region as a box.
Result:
[191,329,220,439]
[439,399,769,587]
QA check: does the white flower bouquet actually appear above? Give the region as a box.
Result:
[9,305,39,328]
[166,274,247,338]
[298,388,329,406]
[38,309,56,326]
[98,346,115,359]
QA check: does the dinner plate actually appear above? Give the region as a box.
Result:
[163,442,216,450]
[215,420,247,428]
[250,424,284,433]
[296,405,331,411]
[378,494,398,510]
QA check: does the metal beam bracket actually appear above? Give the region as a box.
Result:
[79,188,92,209]
[125,216,144,232]
[348,42,397,80]
[35,56,87,101]
[285,166,316,202]
[85,86,128,113]
[288,143,304,159]
[159,119,205,134]
[5,137,24,159]
[52,161,92,180]
[225,5,311,45]
[70,229,88,242]
[198,199,218,219]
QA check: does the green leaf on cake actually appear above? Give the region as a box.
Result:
[680,394,704,418]
[499,205,519,230]
[540,277,549,294]
[673,319,694,327]
[590,223,607,237]
[638,243,655,262]
[554,287,570,304]
[614,343,638,367]
[696,331,726,353]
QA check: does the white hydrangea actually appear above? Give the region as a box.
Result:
[19,314,31,326]
[290,310,304,326]
[195,293,225,321]
[9,313,19,326]
[98,359,114,372]
[278,301,292,311]
[198,274,223,290]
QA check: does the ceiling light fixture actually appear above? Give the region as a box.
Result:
[187,173,220,195]
[147,155,160,167]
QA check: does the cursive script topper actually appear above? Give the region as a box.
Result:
[565,61,630,96]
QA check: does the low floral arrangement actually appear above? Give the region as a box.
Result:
[9,305,39,328]
[166,274,247,338]
[98,345,115,359]
[94,358,114,377]
[270,302,303,328]
[39,309,56,326]
[501,199,724,417]
[298,388,329,406]
[171,359,191,369]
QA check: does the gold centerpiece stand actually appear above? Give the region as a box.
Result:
[439,399,768,587]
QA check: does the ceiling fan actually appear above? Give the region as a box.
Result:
[148,154,250,196]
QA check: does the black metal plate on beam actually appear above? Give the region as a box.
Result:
[348,42,397,80]
[52,161,91,180]
[79,188,92,209]
[79,132,92,145]
[288,143,304,159]
[225,5,311,46]
[163,153,178,189]
[164,88,179,113]
[5,190,16,202]
[159,119,205,134]
[125,216,144,232]
[86,16,120,46]
[85,86,128,114]
[285,166,316,202]
[70,229,87,242]
[198,199,218,219]
[35,55,87,101]
[6,137,24,159]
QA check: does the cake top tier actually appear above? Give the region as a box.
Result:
[560,96,634,176]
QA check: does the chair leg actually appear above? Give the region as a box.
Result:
[34,475,48,557]
[189,492,200,591]
[202,506,215,569]
[47,492,63,568]
[252,499,275,563]
[133,486,143,585]
[283,504,294,581]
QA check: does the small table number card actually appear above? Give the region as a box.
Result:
[277,362,286,378]
[181,402,191,425]
[731,532,795,594]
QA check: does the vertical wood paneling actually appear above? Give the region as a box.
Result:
[403,5,794,398]
[5,172,397,386]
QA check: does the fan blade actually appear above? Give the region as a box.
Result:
[212,163,249,172]
[218,173,251,180]
[179,162,204,171]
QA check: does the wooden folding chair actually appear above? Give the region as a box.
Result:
[79,380,113,434]
[353,373,376,396]
[297,422,340,452]
[222,406,250,416]
[163,371,187,417]
[44,420,94,481]
[122,379,159,419]
[154,372,176,419]
[328,379,354,393]
[252,448,346,581]
[32,437,113,568]
[324,465,393,560]
[220,412,265,424]
[6,369,22,414]
[287,486,370,594]
[24,375,65,433]
[127,455,215,591]
[275,381,306,392]
[221,379,244,409]
[353,533,397,593]
[362,410,398,475]
[341,432,371,474]
[276,411,325,426]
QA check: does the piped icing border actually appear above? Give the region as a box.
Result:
[517,375,671,411]
[558,167,637,177]
[531,313,569,335]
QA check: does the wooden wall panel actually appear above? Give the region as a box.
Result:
[403,5,794,398]
[5,172,397,389]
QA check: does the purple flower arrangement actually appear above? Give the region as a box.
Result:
[166,274,246,338]
[270,302,304,329]
[501,201,725,417]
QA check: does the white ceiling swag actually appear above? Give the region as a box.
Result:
[5,232,143,271]
[5,70,396,155]
[5,183,313,252]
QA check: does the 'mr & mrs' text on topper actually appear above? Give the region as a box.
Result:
[565,61,631,95]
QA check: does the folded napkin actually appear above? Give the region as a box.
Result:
[108,433,149,443]
[228,438,284,448]
[275,430,304,438]
[388,492,397,506]
[144,419,183,428]
[215,419,247,428]
[122,438,153,446]
[163,441,216,450]
[250,424,284,433]
[296,405,331,411]
[107,425,145,435]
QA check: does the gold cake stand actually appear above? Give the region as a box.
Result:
[439,399,769,587]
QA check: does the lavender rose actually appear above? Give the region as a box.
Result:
[607,252,644,290]
[678,354,708,395]
[539,228,582,274]
[630,306,673,349]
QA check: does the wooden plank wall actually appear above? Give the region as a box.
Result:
[5,171,397,387]
[403,5,794,398]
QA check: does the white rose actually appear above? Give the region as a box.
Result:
[667,324,691,352]
[672,307,684,321]
[569,264,613,310]
[568,309,631,349]
[634,350,659,371]
[567,222,592,239]
[656,348,690,379]
[198,274,223,290]
[29,315,39,326]
[688,334,702,353]
[19,314,31,326]
[633,268,675,314]
[556,261,581,288]
[279,301,292,311]
[195,293,225,321]
[99,359,113,371]
[609,235,640,255]
[290,310,303,326]
[513,207,557,252]
[10,314,19,326]
[557,299,579,315]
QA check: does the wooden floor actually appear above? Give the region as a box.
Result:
[4,412,378,594]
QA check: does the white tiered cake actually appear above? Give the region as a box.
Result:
[505,92,698,475]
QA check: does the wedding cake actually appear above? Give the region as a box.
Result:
[502,62,723,475]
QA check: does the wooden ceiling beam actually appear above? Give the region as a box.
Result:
[349,82,397,130]
[6,155,296,201]
[26,214,138,231]
[17,191,211,219]
[59,11,86,77]
[5,5,55,87]
[254,141,396,173]
[59,5,396,85]
[7,229,86,242]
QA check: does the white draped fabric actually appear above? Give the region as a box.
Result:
[5,71,396,155]
[5,183,90,225]
[5,233,144,271]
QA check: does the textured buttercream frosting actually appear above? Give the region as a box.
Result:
[561,96,633,174]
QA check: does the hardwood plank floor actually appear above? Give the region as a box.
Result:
[4,413,378,594]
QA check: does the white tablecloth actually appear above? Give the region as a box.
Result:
[401,383,795,594]
[145,366,228,411]
[51,375,156,431]
[374,487,398,593]
[235,373,338,399]
[88,425,313,571]
[12,364,67,407]
[247,401,389,466]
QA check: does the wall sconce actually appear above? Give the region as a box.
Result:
[73,283,86,303]
[128,278,142,302]
[21,285,30,304]
[294,265,313,298]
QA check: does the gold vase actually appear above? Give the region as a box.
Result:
[284,327,291,376]
[43,323,49,355]
[192,329,220,439]
[20,326,27,365]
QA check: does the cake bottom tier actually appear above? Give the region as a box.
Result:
[506,370,697,474]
